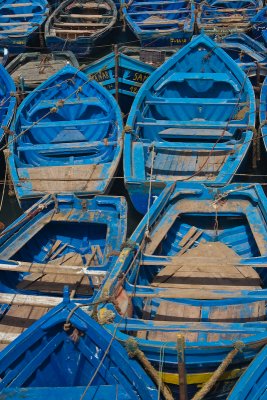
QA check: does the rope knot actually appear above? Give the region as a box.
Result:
[2,126,14,135]
[50,107,58,113]
[98,308,115,325]
[234,341,245,352]
[125,337,139,358]
[56,99,65,108]
[63,322,71,331]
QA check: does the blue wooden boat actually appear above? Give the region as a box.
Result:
[94,182,267,399]
[0,0,49,55]
[251,6,267,45]
[259,76,267,152]
[0,64,16,144]
[45,0,117,58]
[7,51,79,94]
[83,51,155,114]
[0,193,127,347]
[198,0,262,37]
[0,293,158,400]
[7,65,123,209]
[219,33,267,67]
[120,0,195,47]
[124,34,255,214]
[228,344,267,399]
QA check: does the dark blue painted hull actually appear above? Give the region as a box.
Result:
[0,296,158,400]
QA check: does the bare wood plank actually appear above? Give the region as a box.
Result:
[60,13,113,19]
[0,293,63,307]
[54,22,106,27]
[0,261,106,276]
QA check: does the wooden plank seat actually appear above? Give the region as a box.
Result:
[21,119,111,130]
[54,22,107,27]
[133,0,183,5]
[129,9,190,15]
[60,13,113,19]
[0,13,35,18]
[54,29,96,34]
[17,140,116,154]
[144,300,265,342]
[1,2,33,7]
[136,119,248,129]
[137,19,185,26]
[17,164,106,193]
[0,21,32,26]
[158,128,233,140]
[154,72,240,92]
[145,97,240,105]
[0,27,31,34]
[27,98,108,117]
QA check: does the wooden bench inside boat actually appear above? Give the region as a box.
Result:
[17,140,116,154]
[54,29,95,35]
[54,22,107,27]
[145,97,240,105]
[154,73,240,92]
[17,164,106,193]
[158,128,233,140]
[136,120,248,129]
[138,242,265,342]
[59,14,113,19]
[21,119,110,130]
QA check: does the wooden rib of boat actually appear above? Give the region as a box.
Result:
[0,296,158,399]
[6,65,123,208]
[0,193,127,348]
[124,34,255,214]
[6,51,79,94]
[198,0,262,37]
[251,5,267,45]
[0,0,49,55]
[120,0,195,47]
[0,64,16,144]
[94,182,267,399]
[45,0,117,58]
[228,344,267,399]
[83,51,155,114]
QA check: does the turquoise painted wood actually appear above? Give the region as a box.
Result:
[0,0,49,55]
[251,5,267,45]
[94,182,267,399]
[0,193,127,298]
[7,65,123,208]
[120,0,195,47]
[0,294,158,400]
[83,51,155,114]
[228,344,267,399]
[0,64,16,144]
[259,76,267,152]
[124,34,256,214]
